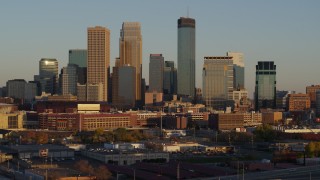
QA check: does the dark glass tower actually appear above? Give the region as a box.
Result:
[255,61,276,110]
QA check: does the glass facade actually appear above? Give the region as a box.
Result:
[69,49,87,68]
[37,58,58,94]
[203,57,233,110]
[227,52,244,89]
[163,61,177,95]
[177,17,195,98]
[255,61,276,110]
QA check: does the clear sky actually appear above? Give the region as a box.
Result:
[1,0,320,97]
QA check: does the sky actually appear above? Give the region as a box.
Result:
[1,0,320,98]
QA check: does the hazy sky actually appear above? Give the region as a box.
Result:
[1,0,320,97]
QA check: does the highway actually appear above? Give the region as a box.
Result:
[193,165,320,180]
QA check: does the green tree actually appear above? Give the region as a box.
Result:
[254,124,277,142]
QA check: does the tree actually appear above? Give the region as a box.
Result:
[254,124,277,142]
[95,165,112,180]
[74,160,94,175]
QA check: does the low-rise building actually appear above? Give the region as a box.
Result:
[288,93,311,111]
[209,113,244,131]
[262,111,283,125]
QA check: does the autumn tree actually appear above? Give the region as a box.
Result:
[95,165,112,180]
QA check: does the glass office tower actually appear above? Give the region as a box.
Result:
[203,57,234,110]
[255,61,277,110]
[177,17,195,98]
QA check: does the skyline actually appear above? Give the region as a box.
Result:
[1,1,320,97]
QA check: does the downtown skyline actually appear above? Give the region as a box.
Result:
[1,1,320,97]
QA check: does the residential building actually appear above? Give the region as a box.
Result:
[149,54,164,92]
[202,56,234,110]
[177,17,195,98]
[255,61,276,110]
[87,26,110,101]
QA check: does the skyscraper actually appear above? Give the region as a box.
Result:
[119,22,142,105]
[177,17,195,98]
[149,54,164,93]
[227,52,244,89]
[255,61,277,110]
[35,58,59,94]
[61,64,78,96]
[163,61,177,95]
[87,26,110,101]
[202,57,234,109]
[69,49,87,85]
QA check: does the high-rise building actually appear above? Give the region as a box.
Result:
[6,79,37,102]
[255,61,276,110]
[276,90,295,110]
[202,57,234,110]
[119,22,142,105]
[35,58,59,94]
[177,17,195,98]
[118,65,136,107]
[306,85,320,108]
[227,52,244,89]
[87,26,110,101]
[69,49,87,85]
[149,54,164,93]
[163,61,177,95]
[61,64,78,96]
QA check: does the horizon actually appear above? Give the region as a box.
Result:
[1,0,320,98]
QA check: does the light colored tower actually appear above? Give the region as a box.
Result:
[202,56,234,110]
[87,26,110,101]
[177,17,195,98]
[227,52,244,89]
[149,54,164,93]
[119,22,142,105]
[255,61,276,110]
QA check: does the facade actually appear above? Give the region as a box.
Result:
[202,57,234,110]
[177,17,195,98]
[61,64,78,96]
[77,84,87,101]
[276,90,295,109]
[68,49,87,68]
[262,111,283,125]
[69,49,87,85]
[316,90,320,117]
[87,83,103,101]
[7,79,37,102]
[149,54,164,92]
[288,94,311,111]
[227,52,244,89]
[87,26,110,101]
[0,111,25,129]
[118,66,136,107]
[119,22,142,105]
[306,85,320,108]
[209,113,244,131]
[36,58,59,94]
[243,112,262,126]
[163,61,177,95]
[145,91,163,106]
[39,113,137,131]
[255,61,276,110]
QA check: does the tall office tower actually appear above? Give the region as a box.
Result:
[112,58,120,105]
[35,58,58,94]
[69,49,87,85]
[177,17,195,98]
[202,57,234,110]
[118,66,136,107]
[227,52,244,89]
[61,64,78,95]
[87,26,110,101]
[255,61,277,110]
[149,54,164,92]
[306,85,320,108]
[163,61,177,95]
[119,22,142,106]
